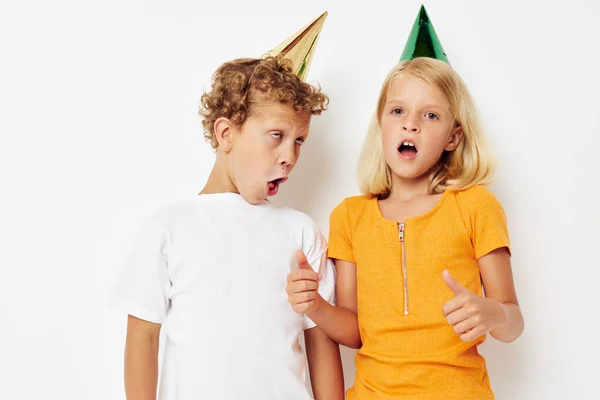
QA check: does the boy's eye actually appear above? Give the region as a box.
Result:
[295,137,305,145]
[425,112,439,120]
[391,108,404,115]
[270,132,283,139]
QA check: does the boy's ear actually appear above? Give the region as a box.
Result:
[214,117,236,152]
[444,124,464,152]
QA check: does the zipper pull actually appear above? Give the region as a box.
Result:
[398,222,404,242]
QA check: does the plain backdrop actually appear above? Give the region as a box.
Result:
[1,0,599,399]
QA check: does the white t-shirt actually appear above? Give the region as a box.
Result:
[110,192,336,400]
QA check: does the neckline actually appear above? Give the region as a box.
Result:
[194,192,248,204]
[193,192,276,207]
[373,189,451,224]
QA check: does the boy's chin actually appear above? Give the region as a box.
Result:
[239,189,269,205]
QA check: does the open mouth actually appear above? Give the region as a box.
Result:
[398,141,418,159]
[266,177,288,197]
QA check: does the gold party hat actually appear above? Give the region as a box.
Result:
[264,11,328,80]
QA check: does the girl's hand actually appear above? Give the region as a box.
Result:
[442,270,507,342]
[286,250,323,314]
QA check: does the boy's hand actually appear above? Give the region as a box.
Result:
[442,270,507,342]
[286,250,323,314]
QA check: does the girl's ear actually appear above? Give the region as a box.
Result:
[444,124,464,151]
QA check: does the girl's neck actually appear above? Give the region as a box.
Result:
[388,175,430,202]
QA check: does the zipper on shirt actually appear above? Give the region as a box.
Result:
[398,222,409,315]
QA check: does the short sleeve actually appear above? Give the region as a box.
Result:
[109,213,172,324]
[465,187,511,260]
[327,201,355,263]
[301,220,337,330]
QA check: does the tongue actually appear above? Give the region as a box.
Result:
[400,147,417,156]
[267,181,279,196]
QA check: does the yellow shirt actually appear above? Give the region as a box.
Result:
[328,185,510,400]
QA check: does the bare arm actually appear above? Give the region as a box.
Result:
[305,326,344,400]
[442,248,524,343]
[124,315,161,400]
[479,248,525,342]
[287,252,361,349]
[306,259,361,349]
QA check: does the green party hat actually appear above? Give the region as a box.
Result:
[399,5,450,64]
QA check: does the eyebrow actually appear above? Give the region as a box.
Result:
[385,99,446,112]
[264,122,292,131]
[264,121,310,137]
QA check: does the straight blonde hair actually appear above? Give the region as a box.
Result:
[357,57,495,198]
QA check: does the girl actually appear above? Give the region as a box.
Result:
[286,56,524,399]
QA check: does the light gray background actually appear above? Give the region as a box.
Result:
[1,0,598,398]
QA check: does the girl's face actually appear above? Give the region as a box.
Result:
[380,73,463,186]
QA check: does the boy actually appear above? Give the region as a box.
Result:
[110,12,344,400]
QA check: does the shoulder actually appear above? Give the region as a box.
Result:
[278,206,319,231]
[154,198,198,220]
[339,195,373,209]
[139,197,202,233]
[453,184,502,207]
[269,205,327,256]
[451,185,506,219]
[331,195,372,220]
[263,203,322,235]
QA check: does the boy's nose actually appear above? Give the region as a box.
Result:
[279,151,296,167]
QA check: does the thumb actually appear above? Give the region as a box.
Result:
[295,250,322,280]
[442,270,468,296]
[295,250,313,271]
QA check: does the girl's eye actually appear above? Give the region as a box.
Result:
[270,132,283,139]
[391,108,404,115]
[425,113,439,120]
[295,137,305,145]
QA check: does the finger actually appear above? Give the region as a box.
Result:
[460,325,486,342]
[288,280,319,294]
[292,301,315,314]
[442,270,469,296]
[289,269,321,282]
[442,295,468,317]
[445,307,470,326]
[451,316,479,335]
[294,291,316,303]
[290,293,316,307]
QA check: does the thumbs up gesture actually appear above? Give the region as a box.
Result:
[286,250,323,314]
[442,270,507,342]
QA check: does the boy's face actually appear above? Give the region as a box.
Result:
[227,102,311,204]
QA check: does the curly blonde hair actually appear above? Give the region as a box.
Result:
[199,56,329,149]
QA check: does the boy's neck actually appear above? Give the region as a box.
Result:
[199,155,238,195]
